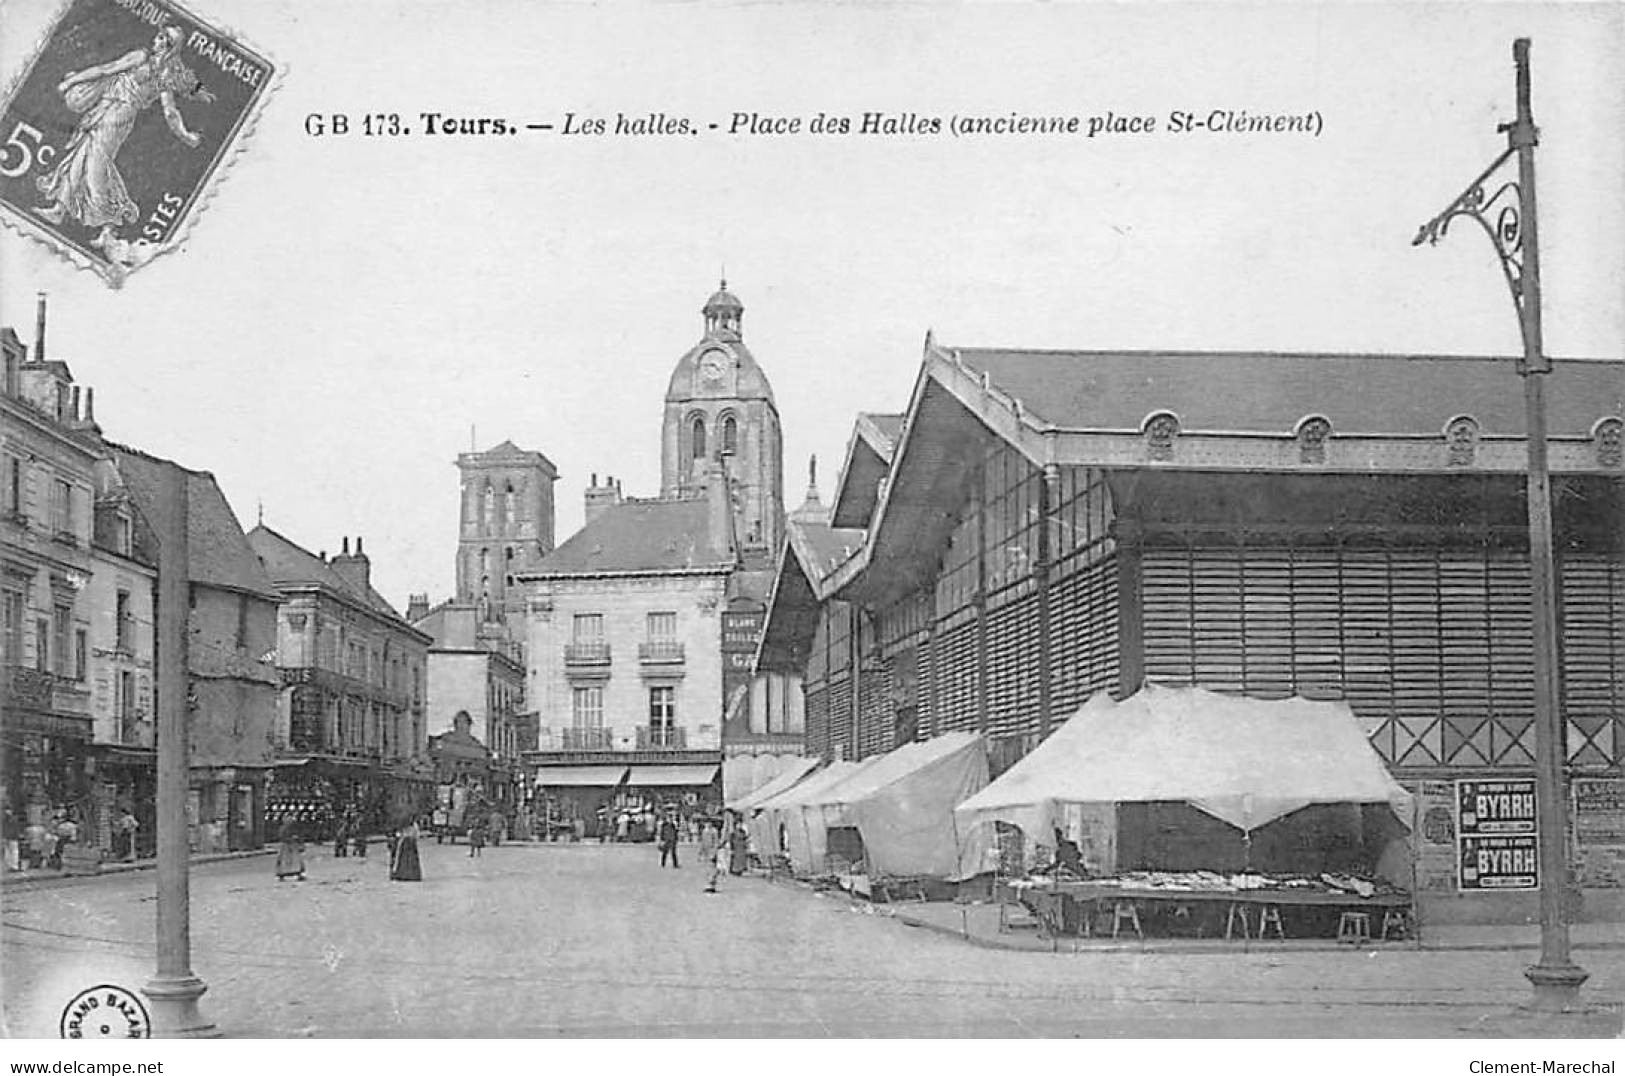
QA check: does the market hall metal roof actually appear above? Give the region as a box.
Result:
[824,337,1624,604]
[830,412,905,529]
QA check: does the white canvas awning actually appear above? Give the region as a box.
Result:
[727,757,821,811]
[815,731,992,879]
[535,765,628,788]
[625,764,720,788]
[955,684,1412,838]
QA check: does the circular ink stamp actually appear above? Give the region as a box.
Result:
[59,984,151,1039]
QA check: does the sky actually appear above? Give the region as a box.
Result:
[2,0,1622,612]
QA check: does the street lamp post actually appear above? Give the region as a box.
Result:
[142,461,217,1036]
[1412,37,1587,1011]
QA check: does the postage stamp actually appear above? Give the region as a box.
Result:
[0,0,277,286]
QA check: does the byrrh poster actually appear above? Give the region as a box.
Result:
[1,0,1622,1060]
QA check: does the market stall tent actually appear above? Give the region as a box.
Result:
[751,759,875,873]
[727,756,821,813]
[954,684,1412,867]
[814,731,993,879]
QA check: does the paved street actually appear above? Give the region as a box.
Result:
[3,841,1621,1037]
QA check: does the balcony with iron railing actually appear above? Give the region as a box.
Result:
[637,640,685,665]
[563,641,612,667]
[561,726,614,750]
[636,726,686,750]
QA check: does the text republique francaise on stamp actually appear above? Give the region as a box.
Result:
[0,0,276,286]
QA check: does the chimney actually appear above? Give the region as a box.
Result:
[83,387,94,423]
[706,458,736,559]
[406,593,429,622]
[330,535,371,595]
[70,385,80,420]
[584,473,621,526]
[34,292,46,363]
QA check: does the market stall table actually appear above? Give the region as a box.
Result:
[1012,877,1414,942]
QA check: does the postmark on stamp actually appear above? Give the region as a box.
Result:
[0,0,277,286]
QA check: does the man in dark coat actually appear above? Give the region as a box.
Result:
[657,812,680,868]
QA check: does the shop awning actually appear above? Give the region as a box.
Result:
[625,764,720,788]
[535,765,628,788]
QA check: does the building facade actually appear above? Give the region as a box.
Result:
[522,489,733,830]
[758,339,1625,915]
[82,451,158,857]
[111,446,284,853]
[1,326,100,838]
[249,527,433,836]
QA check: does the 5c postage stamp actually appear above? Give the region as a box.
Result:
[0,0,277,286]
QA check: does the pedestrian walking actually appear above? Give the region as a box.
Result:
[391,819,423,882]
[468,818,486,857]
[728,814,749,875]
[333,814,350,858]
[274,819,307,881]
[700,820,721,893]
[615,811,629,843]
[658,812,680,868]
[115,806,139,862]
[2,806,18,872]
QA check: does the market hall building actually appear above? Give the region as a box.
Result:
[756,336,1625,918]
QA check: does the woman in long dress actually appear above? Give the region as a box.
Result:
[390,819,423,882]
[33,26,214,244]
[274,820,306,881]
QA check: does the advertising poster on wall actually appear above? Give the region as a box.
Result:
[1456,777,1539,891]
[1573,776,1625,889]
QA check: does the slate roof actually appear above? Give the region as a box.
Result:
[525,497,735,577]
[247,525,412,625]
[858,413,904,456]
[791,519,866,582]
[948,348,1624,437]
[109,445,280,601]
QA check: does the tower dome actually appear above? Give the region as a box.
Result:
[702,278,744,339]
[660,280,785,556]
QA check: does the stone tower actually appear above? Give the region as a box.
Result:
[455,441,558,622]
[660,281,784,567]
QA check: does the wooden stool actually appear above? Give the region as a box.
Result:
[1337,911,1371,946]
[1111,900,1142,939]
[1256,905,1286,940]
[1224,902,1251,940]
[1380,908,1409,941]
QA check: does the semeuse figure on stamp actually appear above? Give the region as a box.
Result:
[34,26,215,247]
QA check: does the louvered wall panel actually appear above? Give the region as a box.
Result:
[1389,551,1444,722]
[917,635,935,740]
[1289,550,1345,701]
[986,591,1042,739]
[1048,568,1089,709]
[932,619,980,733]
[1143,551,1194,686]
[1241,549,1294,699]
[1190,549,1245,693]
[804,685,829,760]
[1340,550,1396,719]
[857,660,893,760]
[1561,555,1624,768]
[1138,542,1620,771]
[1438,555,1491,719]
[827,674,853,761]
